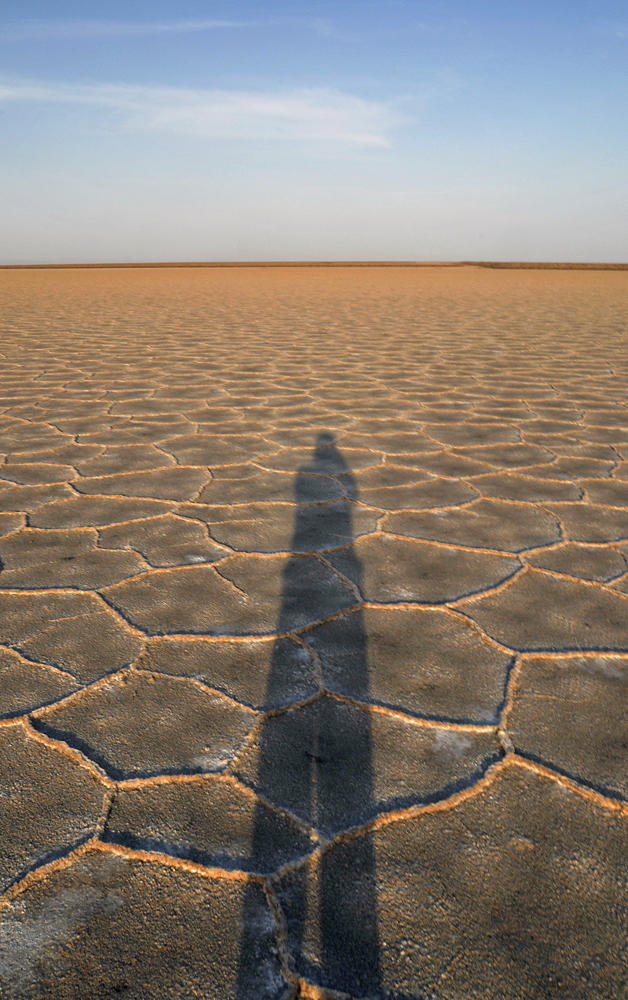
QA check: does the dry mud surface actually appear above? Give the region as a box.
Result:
[0,264,627,999]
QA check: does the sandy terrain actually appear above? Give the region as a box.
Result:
[0,264,627,999]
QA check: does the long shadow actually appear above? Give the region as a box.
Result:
[237,434,381,999]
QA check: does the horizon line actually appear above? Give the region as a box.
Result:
[1,260,627,271]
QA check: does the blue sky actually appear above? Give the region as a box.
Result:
[1,0,627,262]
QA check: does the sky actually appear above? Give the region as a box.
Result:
[1,0,627,263]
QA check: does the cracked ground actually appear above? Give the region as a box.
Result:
[0,263,627,999]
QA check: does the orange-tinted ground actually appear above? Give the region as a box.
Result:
[0,265,627,999]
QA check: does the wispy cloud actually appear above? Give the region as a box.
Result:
[0,80,411,146]
[308,18,360,42]
[0,19,260,42]
[594,21,628,39]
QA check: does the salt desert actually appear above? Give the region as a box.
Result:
[0,262,627,998]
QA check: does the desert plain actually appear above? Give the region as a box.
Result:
[0,262,627,999]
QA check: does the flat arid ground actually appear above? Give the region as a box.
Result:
[1,263,628,999]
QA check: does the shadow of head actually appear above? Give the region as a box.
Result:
[302,433,352,478]
[317,432,335,446]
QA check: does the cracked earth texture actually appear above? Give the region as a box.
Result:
[0,263,627,999]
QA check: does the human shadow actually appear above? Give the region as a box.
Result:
[237,434,381,999]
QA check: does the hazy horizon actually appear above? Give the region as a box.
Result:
[1,0,627,264]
